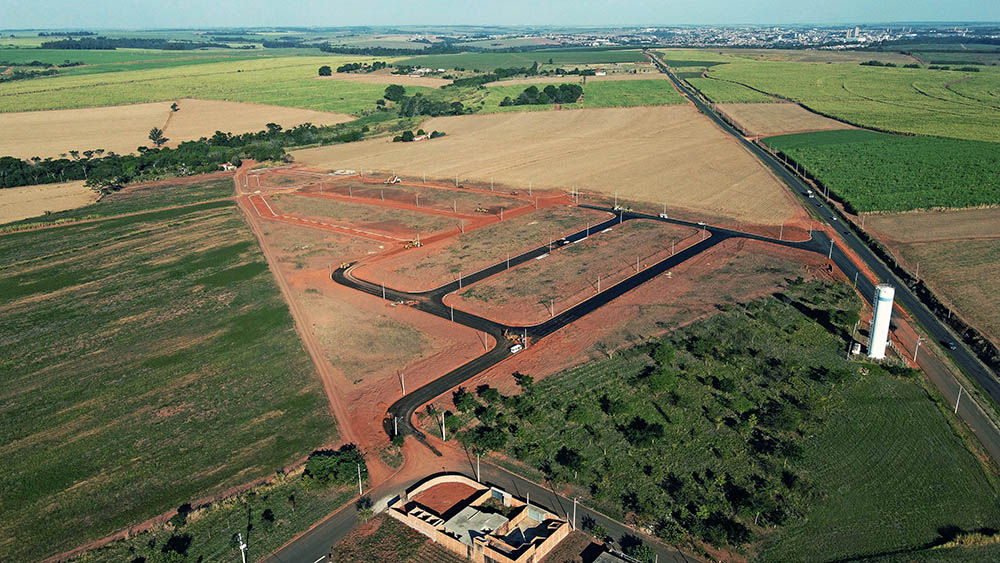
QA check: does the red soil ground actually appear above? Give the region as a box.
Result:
[410,481,480,516]
[423,238,840,407]
[445,220,701,326]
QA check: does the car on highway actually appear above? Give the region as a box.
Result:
[943,340,958,351]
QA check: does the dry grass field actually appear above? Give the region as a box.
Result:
[717,102,854,136]
[0,99,352,159]
[866,208,1000,346]
[161,99,353,145]
[292,106,801,225]
[0,180,94,224]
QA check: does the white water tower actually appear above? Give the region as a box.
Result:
[869,284,895,359]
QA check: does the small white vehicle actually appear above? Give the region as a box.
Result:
[806,189,815,198]
[659,213,669,219]
[510,344,523,354]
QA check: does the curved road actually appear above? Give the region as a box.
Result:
[334,208,852,446]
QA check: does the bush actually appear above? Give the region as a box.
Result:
[304,444,366,488]
[318,65,332,76]
[401,130,415,142]
[384,84,406,101]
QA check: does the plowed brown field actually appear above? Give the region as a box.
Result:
[0,99,352,159]
[292,105,802,225]
[718,102,854,136]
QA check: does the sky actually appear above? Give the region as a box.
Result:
[3,0,999,29]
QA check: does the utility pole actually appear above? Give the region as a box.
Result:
[597,275,601,293]
[572,497,577,530]
[415,193,420,206]
[476,452,481,482]
[441,412,446,441]
[854,271,859,288]
[828,239,835,260]
[349,185,352,198]
[381,189,384,201]
[500,207,503,221]
[550,299,554,317]
[357,463,363,496]
[672,241,675,255]
[382,282,386,301]
[955,386,963,414]
[779,223,783,241]
[459,271,462,288]
[450,305,454,322]
[507,253,510,269]
[913,336,922,363]
[393,416,398,436]
[399,371,405,394]
[237,533,247,563]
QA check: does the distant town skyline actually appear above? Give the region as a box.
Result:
[4,0,999,29]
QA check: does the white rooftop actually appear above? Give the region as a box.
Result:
[443,505,509,546]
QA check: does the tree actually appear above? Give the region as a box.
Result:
[401,130,415,142]
[148,127,168,148]
[318,65,332,76]
[356,496,374,521]
[304,443,366,488]
[384,84,406,101]
[170,102,179,112]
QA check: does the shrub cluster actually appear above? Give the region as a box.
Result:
[500,83,583,106]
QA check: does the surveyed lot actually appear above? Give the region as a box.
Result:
[355,205,610,291]
[715,102,853,136]
[0,98,353,159]
[301,179,521,215]
[0,187,335,561]
[270,193,459,238]
[293,106,802,226]
[0,56,417,114]
[866,208,1000,348]
[764,129,1000,212]
[451,220,698,324]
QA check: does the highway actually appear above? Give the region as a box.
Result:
[646,52,1000,460]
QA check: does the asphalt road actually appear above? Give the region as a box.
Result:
[333,211,842,445]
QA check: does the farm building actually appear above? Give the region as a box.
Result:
[387,474,570,563]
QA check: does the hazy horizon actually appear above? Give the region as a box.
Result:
[4,0,999,30]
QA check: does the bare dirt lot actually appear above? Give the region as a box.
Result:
[0,180,94,224]
[354,205,612,292]
[317,69,450,88]
[0,99,352,159]
[717,102,854,136]
[299,179,523,216]
[866,208,1000,347]
[268,193,461,240]
[447,219,700,325]
[292,105,802,226]
[258,221,489,471]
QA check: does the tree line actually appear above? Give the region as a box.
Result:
[382,84,468,118]
[500,83,583,106]
[0,121,368,192]
[39,37,238,50]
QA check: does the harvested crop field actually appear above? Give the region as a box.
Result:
[448,219,699,325]
[866,208,1000,347]
[268,193,460,239]
[292,105,802,225]
[354,205,611,292]
[0,99,352,159]
[0,180,94,224]
[317,70,450,87]
[716,102,853,136]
